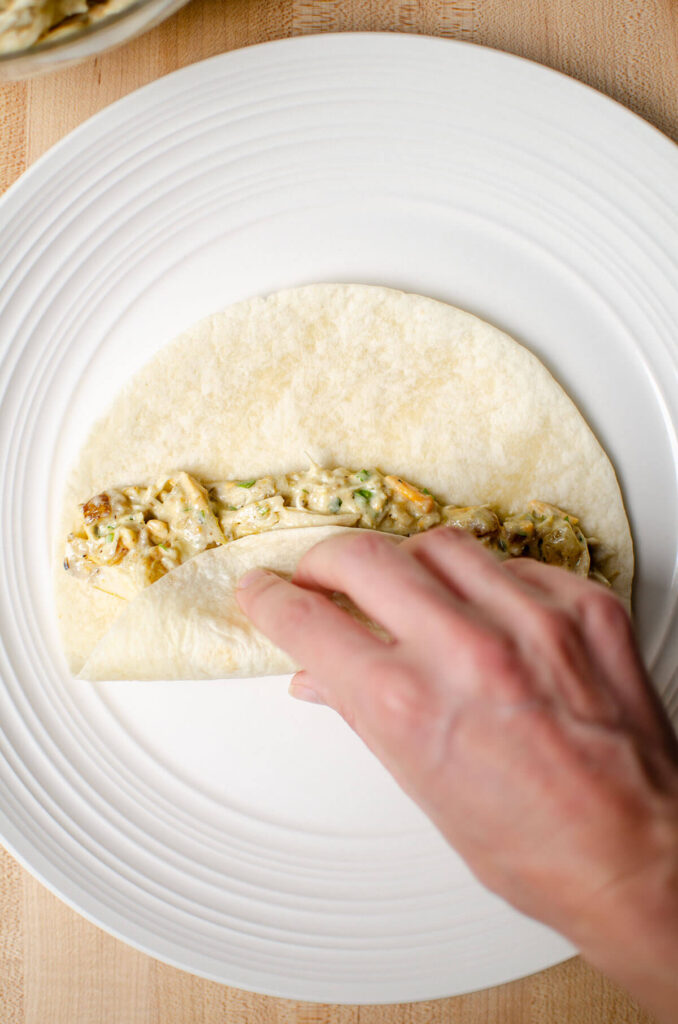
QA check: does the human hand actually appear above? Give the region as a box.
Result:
[237,528,678,1021]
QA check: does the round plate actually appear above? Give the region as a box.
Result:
[1,34,678,1004]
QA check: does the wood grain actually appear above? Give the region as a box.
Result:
[1,1,676,1021]
[13,872,660,1024]
[0,848,23,1024]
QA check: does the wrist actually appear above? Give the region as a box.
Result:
[565,824,678,1021]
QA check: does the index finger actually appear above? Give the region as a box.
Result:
[235,567,390,711]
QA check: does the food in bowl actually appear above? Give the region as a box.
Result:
[0,0,137,53]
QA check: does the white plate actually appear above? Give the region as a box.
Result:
[1,34,678,1004]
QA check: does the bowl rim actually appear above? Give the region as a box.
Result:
[0,0,170,63]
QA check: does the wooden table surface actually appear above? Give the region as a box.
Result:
[1,1,677,1021]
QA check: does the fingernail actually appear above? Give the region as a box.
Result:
[236,569,272,590]
[288,681,326,706]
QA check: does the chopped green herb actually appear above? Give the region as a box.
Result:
[238,480,256,489]
[354,488,372,501]
[258,505,270,516]
[564,516,570,522]
[226,505,237,511]
[329,497,343,513]
[199,509,206,522]
[515,531,527,539]
[107,529,114,543]
[358,469,370,481]
[183,506,192,513]
[421,488,431,496]
[159,543,169,551]
[302,488,309,495]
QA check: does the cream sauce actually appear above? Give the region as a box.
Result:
[64,465,600,599]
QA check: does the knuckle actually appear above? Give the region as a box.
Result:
[408,524,460,551]
[529,605,577,649]
[363,656,430,738]
[475,635,530,700]
[297,530,396,580]
[479,633,519,675]
[580,586,631,636]
[428,525,477,550]
[342,529,396,564]
[273,588,320,633]
[501,557,530,578]
[406,524,488,568]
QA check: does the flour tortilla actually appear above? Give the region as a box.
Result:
[55,284,633,679]
[79,527,368,681]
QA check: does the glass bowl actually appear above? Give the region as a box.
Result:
[0,0,192,80]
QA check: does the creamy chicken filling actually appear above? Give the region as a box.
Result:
[64,466,604,600]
